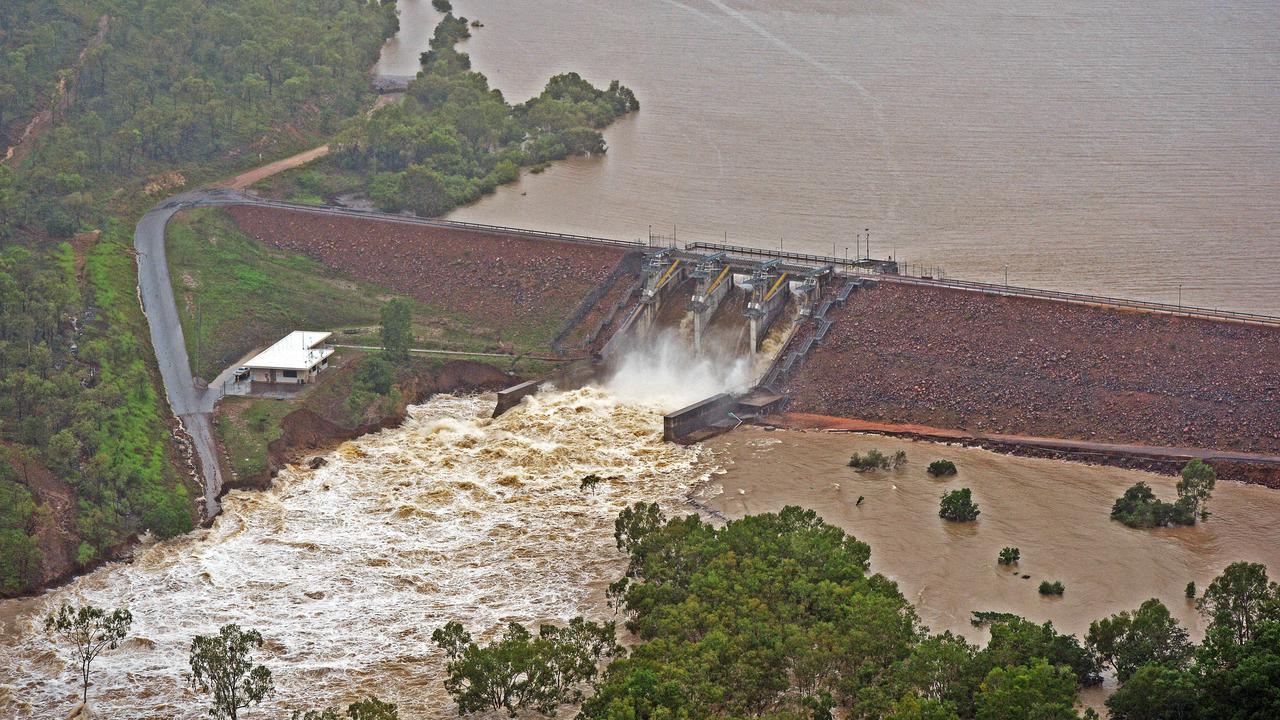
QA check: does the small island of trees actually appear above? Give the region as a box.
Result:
[848,448,907,471]
[1111,460,1217,529]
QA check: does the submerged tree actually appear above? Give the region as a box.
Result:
[44,602,133,704]
[189,624,274,720]
[1176,459,1217,520]
[939,489,980,522]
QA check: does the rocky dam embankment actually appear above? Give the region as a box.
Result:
[780,281,1280,481]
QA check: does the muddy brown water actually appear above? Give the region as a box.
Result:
[381,0,1280,315]
[4,392,1279,716]
[699,426,1280,643]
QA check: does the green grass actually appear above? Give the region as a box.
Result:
[167,208,529,382]
[215,398,293,480]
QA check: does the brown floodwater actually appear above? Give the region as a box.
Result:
[700,426,1280,643]
[381,0,1280,315]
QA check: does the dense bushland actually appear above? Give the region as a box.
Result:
[0,0,398,595]
[305,11,639,215]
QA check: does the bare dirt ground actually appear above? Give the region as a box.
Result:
[226,206,634,348]
[783,282,1280,455]
[213,145,331,190]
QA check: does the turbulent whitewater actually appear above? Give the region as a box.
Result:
[0,389,707,717]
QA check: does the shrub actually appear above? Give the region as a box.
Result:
[998,547,1021,565]
[939,488,980,522]
[849,449,907,471]
[927,459,957,477]
[1185,581,1196,599]
[849,449,887,470]
[355,356,394,395]
[1039,581,1065,596]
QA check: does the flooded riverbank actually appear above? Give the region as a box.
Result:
[5,396,1278,716]
[700,426,1280,642]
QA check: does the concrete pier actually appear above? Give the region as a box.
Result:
[746,261,791,353]
[688,253,734,354]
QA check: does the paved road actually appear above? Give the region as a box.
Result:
[134,189,247,517]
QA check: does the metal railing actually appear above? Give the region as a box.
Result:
[684,240,884,271]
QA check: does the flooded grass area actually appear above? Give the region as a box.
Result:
[701,426,1280,642]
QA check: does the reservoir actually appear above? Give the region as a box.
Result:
[382,0,1280,315]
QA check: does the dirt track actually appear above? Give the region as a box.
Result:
[783,282,1280,456]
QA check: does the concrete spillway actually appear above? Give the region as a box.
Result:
[493,245,844,436]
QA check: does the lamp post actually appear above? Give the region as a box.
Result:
[865,228,870,259]
[1178,283,1182,312]
[1004,264,1009,288]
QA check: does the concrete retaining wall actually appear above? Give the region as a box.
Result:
[492,361,601,417]
[663,393,736,441]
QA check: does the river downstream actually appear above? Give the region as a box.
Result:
[0,390,706,716]
[5,388,1280,716]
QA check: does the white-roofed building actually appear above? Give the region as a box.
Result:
[242,331,334,385]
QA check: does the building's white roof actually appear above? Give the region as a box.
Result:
[243,331,334,371]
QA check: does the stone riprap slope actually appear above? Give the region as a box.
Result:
[227,206,636,351]
[784,282,1280,455]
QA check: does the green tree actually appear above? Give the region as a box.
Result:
[188,624,275,720]
[976,617,1101,687]
[432,617,620,716]
[613,501,665,555]
[1086,598,1192,681]
[356,355,394,395]
[1176,458,1216,519]
[1104,663,1198,720]
[379,299,413,364]
[939,488,980,522]
[997,547,1020,566]
[974,659,1079,720]
[1193,619,1280,717]
[1195,561,1279,645]
[887,694,961,720]
[44,602,133,704]
[347,697,399,720]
